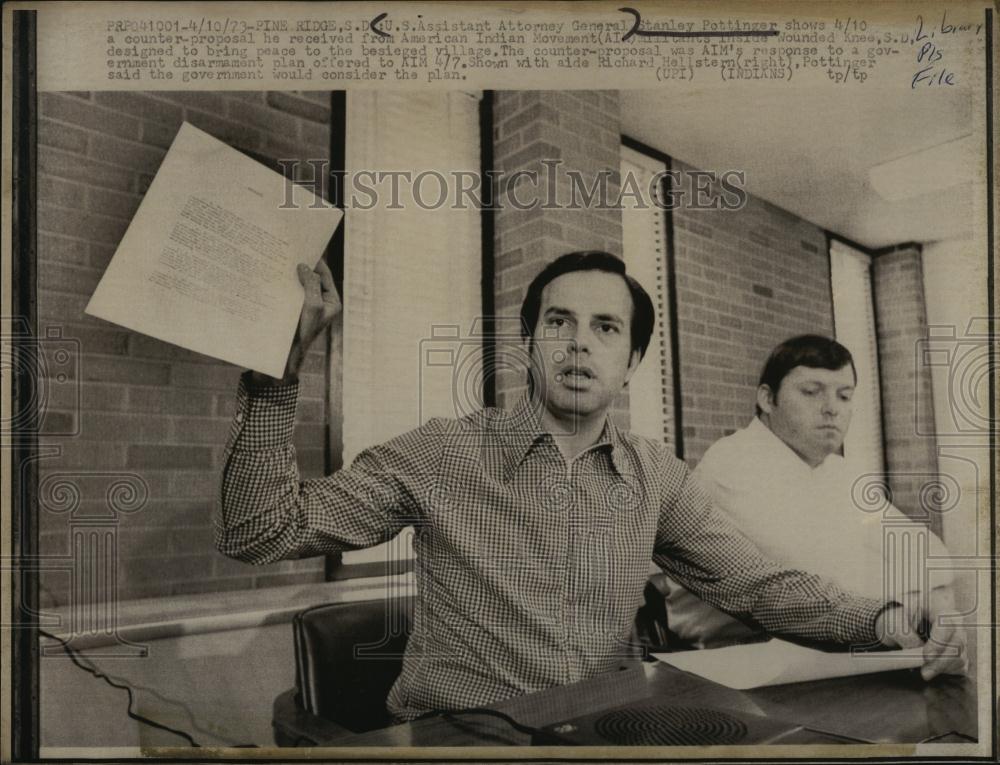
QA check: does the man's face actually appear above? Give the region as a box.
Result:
[528,270,640,422]
[757,364,856,467]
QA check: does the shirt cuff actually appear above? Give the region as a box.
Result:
[227,370,299,449]
[841,597,901,647]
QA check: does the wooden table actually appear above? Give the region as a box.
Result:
[314,659,978,747]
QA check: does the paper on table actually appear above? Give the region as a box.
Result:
[85,122,343,378]
[653,639,925,690]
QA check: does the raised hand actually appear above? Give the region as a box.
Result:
[251,258,341,386]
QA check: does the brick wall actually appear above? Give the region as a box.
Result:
[672,159,833,464]
[491,91,627,423]
[872,245,941,529]
[36,91,333,605]
[490,102,834,458]
[35,88,934,605]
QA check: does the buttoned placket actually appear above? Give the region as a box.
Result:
[551,439,615,686]
[563,450,578,683]
[531,436,574,685]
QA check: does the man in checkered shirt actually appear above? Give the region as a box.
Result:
[217,251,964,722]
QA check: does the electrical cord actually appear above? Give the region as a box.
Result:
[39,629,201,747]
[46,638,223,744]
[38,628,260,749]
[42,621,971,749]
[919,730,978,743]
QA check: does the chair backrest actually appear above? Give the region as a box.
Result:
[293,597,413,732]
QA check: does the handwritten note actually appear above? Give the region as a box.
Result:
[911,10,983,88]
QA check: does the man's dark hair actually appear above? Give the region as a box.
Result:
[519,251,655,361]
[756,334,857,415]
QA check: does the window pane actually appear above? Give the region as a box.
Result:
[829,239,884,478]
[340,91,482,568]
[620,145,676,450]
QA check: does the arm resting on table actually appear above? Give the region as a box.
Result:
[653,469,893,647]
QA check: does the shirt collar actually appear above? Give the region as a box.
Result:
[601,414,633,477]
[500,396,630,482]
[747,416,836,473]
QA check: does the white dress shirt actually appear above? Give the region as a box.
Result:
[666,417,952,647]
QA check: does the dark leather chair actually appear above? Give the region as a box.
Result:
[634,572,697,654]
[272,596,413,746]
[273,578,677,745]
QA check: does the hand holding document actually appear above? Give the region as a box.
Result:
[654,639,925,690]
[86,122,343,378]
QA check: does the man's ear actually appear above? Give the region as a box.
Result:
[756,384,777,414]
[623,350,641,387]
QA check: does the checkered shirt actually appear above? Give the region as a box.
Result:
[218,374,889,721]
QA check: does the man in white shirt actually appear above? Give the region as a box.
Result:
[666,334,957,650]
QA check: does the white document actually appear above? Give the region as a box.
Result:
[654,639,925,690]
[86,122,343,378]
